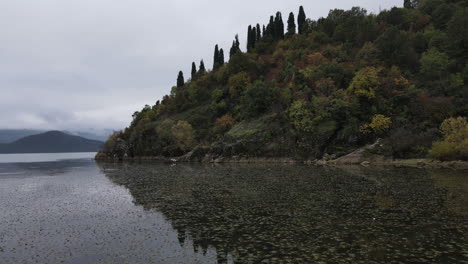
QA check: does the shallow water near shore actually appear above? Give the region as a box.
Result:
[0,156,467,264]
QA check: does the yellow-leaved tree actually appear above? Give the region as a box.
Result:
[430,117,468,161]
[360,114,392,135]
[171,121,195,152]
[347,67,380,99]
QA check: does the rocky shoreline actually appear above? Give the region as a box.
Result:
[95,154,468,170]
[96,138,468,170]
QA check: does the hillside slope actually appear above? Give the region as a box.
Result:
[101,1,467,161]
[0,131,103,154]
[0,129,44,144]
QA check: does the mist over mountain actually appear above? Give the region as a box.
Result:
[0,130,44,144]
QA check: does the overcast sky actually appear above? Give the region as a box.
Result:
[0,0,401,133]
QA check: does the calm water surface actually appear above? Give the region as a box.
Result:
[0,155,466,264]
[0,152,96,163]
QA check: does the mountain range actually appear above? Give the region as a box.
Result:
[0,129,111,144]
[0,131,103,154]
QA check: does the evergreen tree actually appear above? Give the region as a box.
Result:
[177,71,185,87]
[219,49,225,65]
[247,25,253,52]
[230,41,237,58]
[298,6,306,34]
[256,24,261,41]
[274,12,284,39]
[404,0,411,8]
[266,16,275,37]
[230,35,241,58]
[286,12,296,37]
[251,26,257,48]
[403,0,418,8]
[213,45,220,69]
[262,25,266,36]
[191,62,197,80]
[198,60,206,74]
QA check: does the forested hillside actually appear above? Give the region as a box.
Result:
[101,0,468,161]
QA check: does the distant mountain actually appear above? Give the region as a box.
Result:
[0,129,44,144]
[0,131,103,154]
[0,129,111,144]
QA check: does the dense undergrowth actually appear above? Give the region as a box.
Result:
[101,0,468,161]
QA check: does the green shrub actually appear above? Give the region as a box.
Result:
[429,141,461,161]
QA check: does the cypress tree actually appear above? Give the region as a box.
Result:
[230,40,237,58]
[267,16,275,37]
[219,49,225,66]
[247,25,253,52]
[404,0,413,8]
[262,25,266,36]
[177,71,184,87]
[251,26,257,49]
[213,45,220,69]
[298,6,306,34]
[286,12,296,37]
[274,12,284,39]
[235,34,240,51]
[230,36,237,58]
[256,24,261,41]
[230,35,241,58]
[198,60,206,74]
[191,62,197,80]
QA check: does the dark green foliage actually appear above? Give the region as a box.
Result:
[274,12,285,39]
[286,12,296,37]
[298,6,306,34]
[247,25,253,52]
[404,0,413,8]
[213,45,220,69]
[256,24,261,41]
[446,8,468,67]
[240,80,275,118]
[219,49,225,66]
[375,26,418,69]
[230,35,241,58]
[266,16,275,37]
[251,26,257,49]
[191,62,197,80]
[177,71,184,87]
[103,3,467,161]
[198,60,206,74]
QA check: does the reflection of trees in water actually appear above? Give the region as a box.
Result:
[99,162,468,264]
[429,170,468,217]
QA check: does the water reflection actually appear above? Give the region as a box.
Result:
[99,162,468,264]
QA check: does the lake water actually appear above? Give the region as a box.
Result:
[0,152,97,163]
[0,155,466,263]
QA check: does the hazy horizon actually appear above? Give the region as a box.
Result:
[1,0,401,133]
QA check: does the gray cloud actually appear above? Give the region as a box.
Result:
[0,0,401,132]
